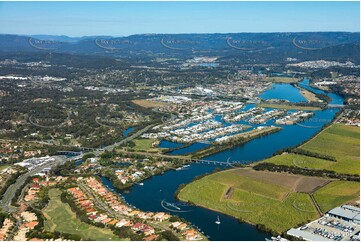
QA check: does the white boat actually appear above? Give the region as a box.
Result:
[215,216,221,224]
[165,202,181,210]
[138,182,144,186]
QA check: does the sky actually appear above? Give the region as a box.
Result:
[0,1,359,36]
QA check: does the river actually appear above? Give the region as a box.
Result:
[101,79,343,241]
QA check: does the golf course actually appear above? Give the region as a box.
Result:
[43,189,121,241]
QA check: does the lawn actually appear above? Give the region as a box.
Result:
[261,124,360,175]
[313,181,360,213]
[43,189,121,241]
[178,169,320,233]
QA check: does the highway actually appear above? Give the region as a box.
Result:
[0,155,77,212]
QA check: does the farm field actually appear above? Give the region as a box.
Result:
[313,181,360,213]
[178,168,327,233]
[258,103,321,111]
[43,189,121,241]
[260,124,360,175]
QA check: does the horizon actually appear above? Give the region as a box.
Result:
[0,1,359,36]
[1,31,361,39]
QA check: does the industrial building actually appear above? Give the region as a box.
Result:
[287,205,360,241]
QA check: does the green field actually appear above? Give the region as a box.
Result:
[43,189,121,241]
[264,77,299,83]
[314,181,360,213]
[262,124,360,175]
[132,139,159,152]
[178,169,319,233]
[258,103,321,111]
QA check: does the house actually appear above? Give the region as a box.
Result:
[132,223,146,231]
[178,223,187,231]
[153,212,170,222]
[101,218,112,224]
[143,235,158,241]
[129,210,140,217]
[108,219,119,226]
[142,225,155,236]
[183,229,199,241]
[171,222,181,228]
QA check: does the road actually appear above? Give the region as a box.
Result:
[0,155,76,212]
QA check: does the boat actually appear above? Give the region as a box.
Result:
[165,201,181,210]
[215,216,221,224]
[137,182,144,186]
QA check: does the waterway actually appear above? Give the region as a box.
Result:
[101,79,343,240]
[260,83,307,102]
[123,127,135,137]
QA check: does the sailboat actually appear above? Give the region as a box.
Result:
[215,216,221,224]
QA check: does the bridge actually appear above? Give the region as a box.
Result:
[198,140,211,145]
[57,151,83,156]
[192,159,242,167]
[327,104,345,108]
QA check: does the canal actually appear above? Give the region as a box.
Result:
[101,79,343,240]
